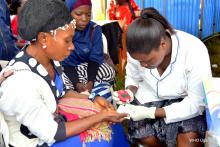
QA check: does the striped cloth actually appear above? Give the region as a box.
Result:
[76,62,115,85]
[92,82,113,102]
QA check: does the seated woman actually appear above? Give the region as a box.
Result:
[62,0,116,99]
[0,0,128,146]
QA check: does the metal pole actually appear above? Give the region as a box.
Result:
[213,0,217,33]
[142,0,145,9]
[199,0,204,39]
[164,0,166,17]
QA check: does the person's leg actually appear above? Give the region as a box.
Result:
[127,100,168,147]
[62,66,80,89]
[138,136,167,147]
[175,113,206,147]
[62,71,75,90]
[75,62,115,85]
[177,132,203,147]
[63,64,88,92]
[96,63,115,83]
[76,63,88,85]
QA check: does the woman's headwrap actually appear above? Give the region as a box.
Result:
[65,0,92,12]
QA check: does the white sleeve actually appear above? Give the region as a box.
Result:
[164,42,212,124]
[0,71,58,144]
[0,112,9,147]
[125,53,143,88]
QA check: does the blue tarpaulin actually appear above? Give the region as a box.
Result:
[135,0,220,39]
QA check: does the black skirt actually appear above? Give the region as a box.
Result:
[128,98,207,147]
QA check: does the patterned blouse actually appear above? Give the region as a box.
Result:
[0,45,71,146]
[9,45,69,100]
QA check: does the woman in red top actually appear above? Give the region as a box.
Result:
[108,0,140,30]
[108,0,140,77]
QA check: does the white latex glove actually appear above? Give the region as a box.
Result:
[112,89,134,104]
[124,104,156,121]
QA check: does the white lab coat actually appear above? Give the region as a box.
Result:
[125,30,212,124]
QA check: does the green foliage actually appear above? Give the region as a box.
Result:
[114,73,125,90]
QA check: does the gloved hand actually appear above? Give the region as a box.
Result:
[124,104,156,121]
[112,89,134,104]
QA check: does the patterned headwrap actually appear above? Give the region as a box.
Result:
[65,0,92,12]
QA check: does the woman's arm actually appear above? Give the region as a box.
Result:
[65,110,126,137]
[155,108,166,118]
[87,25,104,87]
[125,54,143,89]
[126,85,138,95]
[86,61,99,91]
[0,71,128,144]
[0,72,59,144]
[64,91,115,111]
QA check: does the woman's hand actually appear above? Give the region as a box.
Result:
[124,104,156,121]
[0,69,14,84]
[100,109,128,123]
[94,96,115,111]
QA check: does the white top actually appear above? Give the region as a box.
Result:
[0,67,57,146]
[0,112,9,147]
[125,30,212,124]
